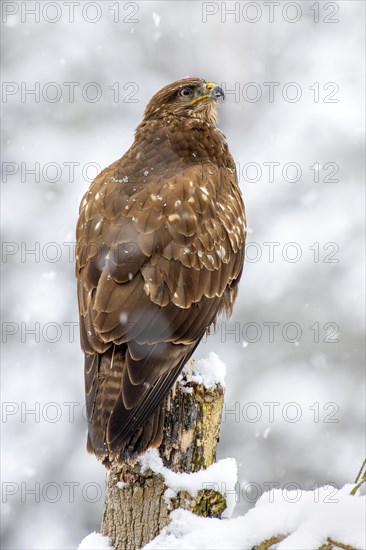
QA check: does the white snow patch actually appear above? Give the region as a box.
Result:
[138,449,237,518]
[42,271,56,280]
[179,385,193,395]
[143,484,365,550]
[78,532,114,549]
[152,12,161,27]
[182,352,226,389]
[262,426,271,439]
[120,312,128,324]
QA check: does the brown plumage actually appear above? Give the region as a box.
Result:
[76,77,246,464]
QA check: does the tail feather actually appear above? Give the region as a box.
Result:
[84,339,199,464]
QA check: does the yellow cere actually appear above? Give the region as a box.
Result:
[190,83,216,105]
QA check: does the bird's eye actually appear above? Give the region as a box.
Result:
[179,87,193,98]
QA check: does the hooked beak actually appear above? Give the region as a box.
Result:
[207,82,225,101]
[191,82,225,104]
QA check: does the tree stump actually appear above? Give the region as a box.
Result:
[101,359,226,550]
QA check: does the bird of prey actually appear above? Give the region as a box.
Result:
[76,77,246,465]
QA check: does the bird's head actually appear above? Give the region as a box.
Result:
[143,77,225,125]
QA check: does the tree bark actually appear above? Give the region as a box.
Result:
[101,359,225,550]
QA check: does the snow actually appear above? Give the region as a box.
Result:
[78,415,364,549]
[262,426,271,439]
[78,532,113,550]
[42,271,56,280]
[180,352,227,389]
[138,449,238,518]
[152,13,161,28]
[143,484,365,550]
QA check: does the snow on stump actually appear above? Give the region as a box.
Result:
[101,354,229,550]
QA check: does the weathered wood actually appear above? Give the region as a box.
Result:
[254,535,361,550]
[101,360,225,550]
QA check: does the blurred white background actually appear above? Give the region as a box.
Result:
[1,1,365,548]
